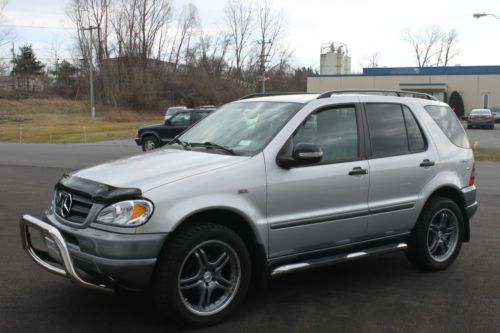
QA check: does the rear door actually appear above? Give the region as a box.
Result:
[362,99,439,237]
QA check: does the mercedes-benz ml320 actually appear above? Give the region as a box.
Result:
[20,90,477,327]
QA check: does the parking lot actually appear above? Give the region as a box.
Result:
[465,123,500,149]
[0,142,499,332]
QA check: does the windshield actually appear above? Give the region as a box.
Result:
[180,101,302,155]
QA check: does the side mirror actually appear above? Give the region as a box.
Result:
[277,143,323,168]
[165,119,171,126]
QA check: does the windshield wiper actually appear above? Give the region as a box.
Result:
[190,142,239,155]
[167,137,191,150]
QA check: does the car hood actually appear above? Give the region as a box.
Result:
[72,148,249,192]
[139,123,164,131]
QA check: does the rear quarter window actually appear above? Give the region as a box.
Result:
[424,105,470,148]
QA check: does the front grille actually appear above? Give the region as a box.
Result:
[55,190,93,224]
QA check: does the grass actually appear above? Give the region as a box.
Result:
[0,98,160,144]
[473,149,500,162]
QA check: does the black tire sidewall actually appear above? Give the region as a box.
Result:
[154,224,251,327]
[409,197,464,270]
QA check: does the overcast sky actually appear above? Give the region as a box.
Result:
[2,0,500,71]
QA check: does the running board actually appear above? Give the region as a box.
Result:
[270,242,408,277]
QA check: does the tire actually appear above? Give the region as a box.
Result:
[467,125,471,129]
[490,124,495,130]
[142,135,160,151]
[153,222,251,327]
[406,196,464,271]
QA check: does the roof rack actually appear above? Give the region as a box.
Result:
[239,92,312,100]
[317,89,438,101]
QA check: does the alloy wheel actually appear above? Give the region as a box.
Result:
[177,240,241,316]
[427,208,459,262]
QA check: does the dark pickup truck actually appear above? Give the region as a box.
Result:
[135,108,214,151]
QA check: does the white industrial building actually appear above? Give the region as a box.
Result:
[307,65,500,116]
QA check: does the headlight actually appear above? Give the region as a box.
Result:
[96,200,153,227]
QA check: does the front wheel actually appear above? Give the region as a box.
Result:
[153,223,251,327]
[406,197,464,271]
[142,136,160,151]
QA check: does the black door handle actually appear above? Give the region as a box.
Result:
[420,159,435,167]
[349,167,368,176]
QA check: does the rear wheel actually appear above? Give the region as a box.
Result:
[407,197,464,271]
[142,135,159,151]
[153,222,251,327]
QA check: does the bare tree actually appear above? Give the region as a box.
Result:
[112,0,172,60]
[224,0,253,77]
[0,0,12,48]
[170,3,200,70]
[255,0,284,66]
[435,29,459,66]
[401,26,443,67]
[68,0,113,67]
[364,51,381,68]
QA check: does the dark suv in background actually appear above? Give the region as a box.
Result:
[136,107,216,151]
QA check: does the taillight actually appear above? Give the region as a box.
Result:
[469,162,476,186]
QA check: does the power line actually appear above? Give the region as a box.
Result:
[0,24,74,31]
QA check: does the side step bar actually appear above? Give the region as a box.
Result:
[270,242,408,277]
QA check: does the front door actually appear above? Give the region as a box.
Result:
[266,104,370,258]
[161,111,192,141]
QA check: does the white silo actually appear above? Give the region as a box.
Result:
[320,42,351,75]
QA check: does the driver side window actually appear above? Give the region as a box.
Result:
[171,112,191,126]
[291,105,359,163]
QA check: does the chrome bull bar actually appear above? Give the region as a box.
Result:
[20,214,113,293]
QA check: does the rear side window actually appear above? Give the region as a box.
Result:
[424,105,470,148]
[403,106,426,152]
[365,103,426,157]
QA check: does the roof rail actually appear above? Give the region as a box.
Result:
[239,92,312,100]
[317,89,438,101]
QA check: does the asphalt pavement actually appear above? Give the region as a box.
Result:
[0,142,499,333]
[465,123,500,149]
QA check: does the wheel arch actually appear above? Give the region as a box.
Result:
[422,185,470,242]
[141,131,162,144]
[166,208,268,288]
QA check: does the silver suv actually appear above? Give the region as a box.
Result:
[20,90,477,327]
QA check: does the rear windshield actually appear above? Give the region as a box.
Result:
[471,110,491,115]
[424,105,470,148]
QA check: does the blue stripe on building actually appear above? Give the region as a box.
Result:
[308,65,500,77]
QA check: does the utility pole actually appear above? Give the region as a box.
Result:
[11,42,16,90]
[81,26,98,118]
[257,39,271,94]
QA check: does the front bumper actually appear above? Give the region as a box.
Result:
[20,214,167,291]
